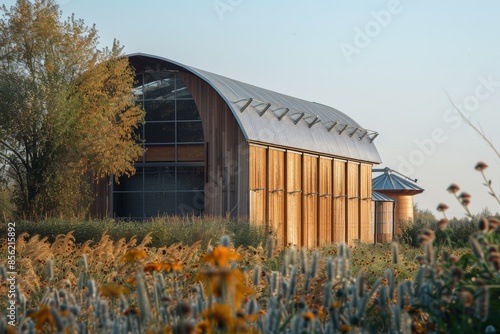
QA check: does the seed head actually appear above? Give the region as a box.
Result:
[438,218,449,230]
[447,183,460,194]
[418,228,435,245]
[460,290,474,307]
[459,192,471,199]
[479,217,489,233]
[475,161,488,172]
[436,203,449,212]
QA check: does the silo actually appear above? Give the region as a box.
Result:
[372,167,424,236]
[372,191,395,243]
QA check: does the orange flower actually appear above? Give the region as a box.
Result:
[340,324,352,333]
[195,320,210,333]
[121,248,147,263]
[201,246,241,267]
[302,311,315,321]
[28,306,55,330]
[143,262,162,273]
[126,276,137,286]
[162,261,182,272]
[99,284,128,298]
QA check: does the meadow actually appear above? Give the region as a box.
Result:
[1,215,499,333]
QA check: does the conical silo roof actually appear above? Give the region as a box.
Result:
[372,167,424,195]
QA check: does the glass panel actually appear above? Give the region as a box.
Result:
[132,74,143,98]
[174,76,193,99]
[134,124,144,141]
[177,122,204,142]
[114,167,143,191]
[177,99,200,120]
[143,72,176,100]
[145,123,175,143]
[144,100,175,121]
[144,192,176,217]
[144,166,175,191]
[177,191,204,215]
[114,192,143,218]
[177,166,204,190]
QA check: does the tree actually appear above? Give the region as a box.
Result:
[0,0,144,219]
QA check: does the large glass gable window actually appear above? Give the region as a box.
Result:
[113,72,204,219]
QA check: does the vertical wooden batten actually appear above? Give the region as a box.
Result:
[286,150,302,247]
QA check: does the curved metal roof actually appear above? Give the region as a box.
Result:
[372,167,424,194]
[372,191,396,202]
[128,53,382,163]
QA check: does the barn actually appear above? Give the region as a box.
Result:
[92,53,383,248]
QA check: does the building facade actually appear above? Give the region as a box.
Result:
[93,53,383,248]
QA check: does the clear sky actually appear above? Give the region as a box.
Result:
[5,0,500,218]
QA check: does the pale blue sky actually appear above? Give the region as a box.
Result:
[5,0,500,218]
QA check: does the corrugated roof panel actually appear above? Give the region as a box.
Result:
[372,168,424,194]
[128,53,382,163]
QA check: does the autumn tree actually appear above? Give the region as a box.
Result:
[0,0,144,219]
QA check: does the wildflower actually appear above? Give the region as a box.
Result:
[121,249,147,263]
[488,252,500,271]
[99,284,127,299]
[447,183,460,193]
[331,300,342,309]
[143,262,162,273]
[450,266,464,282]
[479,217,489,233]
[196,320,210,333]
[436,203,449,212]
[302,311,315,321]
[125,276,137,286]
[489,217,500,230]
[469,236,484,260]
[340,324,352,333]
[438,218,449,230]
[204,304,233,330]
[28,305,55,330]
[475,161,488,171]
[201,246,241,267]
[162,261,182,272]
[418,229,435,245]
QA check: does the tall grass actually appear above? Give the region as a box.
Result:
[13,215,268,249]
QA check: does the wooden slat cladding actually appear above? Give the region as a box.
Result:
[318,157,333,246]
[333,160,346,244]
[347,162,359,244]
[249,145,267,226]
[179,72,248,217]
[286,151,302,247]
[144,145,205,162]
[268,148,285,247]
[302,154,318,248]
[359,164,372,243]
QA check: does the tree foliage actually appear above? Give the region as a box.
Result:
[0,0,144,219]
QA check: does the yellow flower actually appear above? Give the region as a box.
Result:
[201,246,241,267]
[195,320,210,333]
[340,324,352,333]
[196,268,251,308]
[99,284,128,299]
[162,261,183,272]
[121,248,147,263]
[331,300,341,309]
[302,311,315,321]
[143,262,162,273]
[28,306,55,331]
